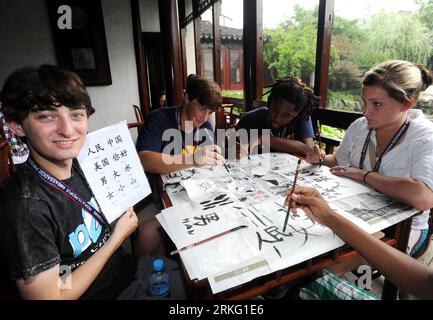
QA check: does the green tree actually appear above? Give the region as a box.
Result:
[329,16,365,92]
[355,10,433,69]
[417,0,433,30]
[264,5,338,83]
[332,15,365,44]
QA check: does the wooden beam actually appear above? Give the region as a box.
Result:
[193,17,203,76]
[242,0,263,111]
[159,0,184,105]
[130,0,150,118]
[311,108,363,131]
[192,0,202,76]
[243,0,257,111]
[255,0,264,101]
[180,27,188,84]
[212,1,222,86]
[314,0,334,108]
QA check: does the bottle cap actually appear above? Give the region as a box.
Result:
[153,258,165,272]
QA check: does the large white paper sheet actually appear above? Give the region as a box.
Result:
[159,199,261,280]
[159,153,418,294]
[181,172,272,205]
[241,199,345,271]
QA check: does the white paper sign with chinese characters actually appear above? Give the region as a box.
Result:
[77,121,151,223]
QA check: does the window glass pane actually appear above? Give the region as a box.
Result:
[220,0,243,96]
[140,0,160,32]
[185,0,193,18]
[230,51,241,85]
[262,0,319,100]
[200,7,214,80]
[221,50,224,87]
[184,22,196,76]
[203,49,214,80]
[330,0,433,118]
[202,1,244,97]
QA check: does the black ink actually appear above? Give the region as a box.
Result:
[94,162,102,172]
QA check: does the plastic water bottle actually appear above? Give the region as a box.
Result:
[148,258,170,297]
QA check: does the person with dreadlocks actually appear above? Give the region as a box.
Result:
[235,77,319,157]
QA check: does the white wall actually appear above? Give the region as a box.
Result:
[0,0,141,138]
[185,22,197,75]
[87,0,140,134]
[139,0,160,32]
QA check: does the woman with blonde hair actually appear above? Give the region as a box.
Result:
[307,60,433,257]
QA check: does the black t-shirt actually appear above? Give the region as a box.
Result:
[135,106,214,154]
[0,160,137,299]
[236,107,315,139]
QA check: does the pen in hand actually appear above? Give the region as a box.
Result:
[283,159,302,232]
[223,162,230,173]
[203,128,229,172]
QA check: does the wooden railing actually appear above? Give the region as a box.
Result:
[311,108,363,154]
[216,97,245,129]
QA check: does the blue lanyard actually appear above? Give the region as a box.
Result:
[27,157,110,229]
[359,117,411,172]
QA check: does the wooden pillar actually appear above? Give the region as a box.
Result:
[255,0,264,101]
[314,0,334,108]
[192,0,202,76]
[243,0,262,111]
[181,27,188,84]
[212,1,222,86]
[193,17,203,76]
[159,0,184,105]
[130,0,150,118]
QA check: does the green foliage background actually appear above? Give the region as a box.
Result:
[260,1,433,138]
[263,1,433,102]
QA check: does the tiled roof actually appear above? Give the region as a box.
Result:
[200,20,270,41]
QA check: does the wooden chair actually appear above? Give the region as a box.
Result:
[127,122,144,131]
[132,104,144,122]
[216,97,245,129]
[224,104,238,128]
[0,140,11,186]
[131,105,145,135]
[214,104,237,129]
[311,108,363,154]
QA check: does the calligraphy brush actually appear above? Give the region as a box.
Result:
[316,120,323,167]
[170,225,248,255]
[202,127,230,173]
[223,161,230,173]
[283,159,302,233]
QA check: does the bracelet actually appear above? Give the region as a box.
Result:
[363,170,373,183]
